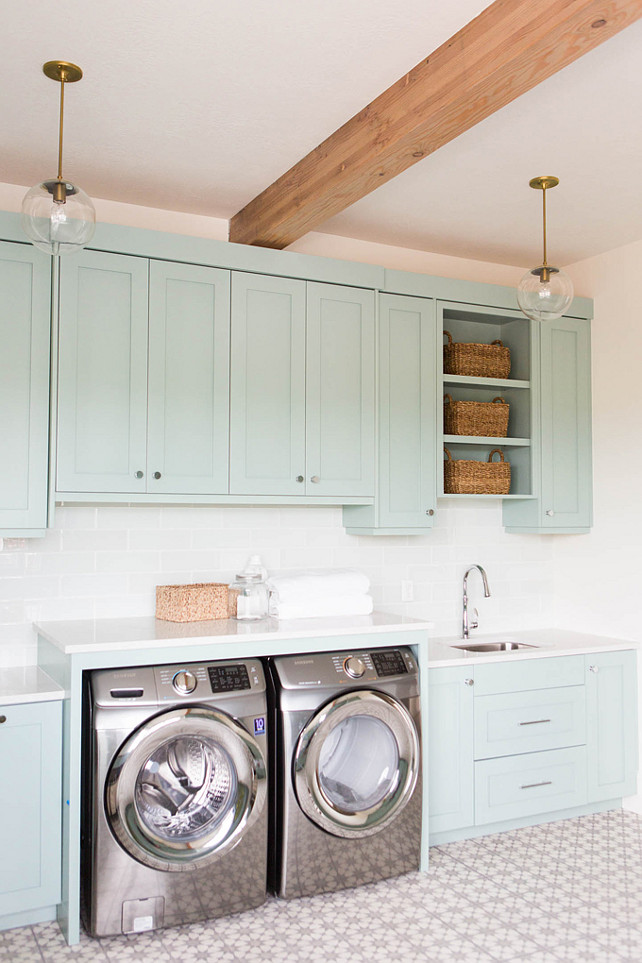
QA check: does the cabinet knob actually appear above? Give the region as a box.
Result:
[464,678,474,687]
[153,471,162,480]
[546,510,555,517]
[589,664,599,673]
[296,475,304,483]
[0,715,6,724]
[135,470,144,479]
[310,475,320,484]
[426,509,434,516]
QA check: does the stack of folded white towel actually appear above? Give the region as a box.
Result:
[267,569,373,620]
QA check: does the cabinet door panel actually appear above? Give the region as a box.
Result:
[379,294,436,527]
[0,701,61,916]
[147,262,230,494]
[230,273,306,495]
[0,242,50,531]
[586,651,638,802]
[57,250,149,493]
[540,318,592,528]
[306,283,375,497]
[429,667,474,836]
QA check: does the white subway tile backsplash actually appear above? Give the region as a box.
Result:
[0,501,553,665]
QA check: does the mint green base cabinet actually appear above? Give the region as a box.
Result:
[428,666,474,836]
[0,241,51,535]
[344,293,436,534]
[0,700,62,929]
[586,651,638,802]
[57,252,230,496]
[504,317,592,533]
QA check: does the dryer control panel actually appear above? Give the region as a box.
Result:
[274,647,417,688]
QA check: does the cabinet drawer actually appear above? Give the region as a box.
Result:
[474,686,586,760]
[474,655,584,696]
[475,746,587,826]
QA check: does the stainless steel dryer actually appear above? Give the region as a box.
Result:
[82,659,268,937]
[267,647,422,900]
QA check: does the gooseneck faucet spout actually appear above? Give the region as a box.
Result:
[462,565,491,640]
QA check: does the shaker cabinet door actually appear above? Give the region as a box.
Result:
[229,272,306,496]
[57,250,149,493]
[428,667,475,837]
[0,241,50,533]
[147,261,230,494]
[306,283,375,497]
[586,651,638,803]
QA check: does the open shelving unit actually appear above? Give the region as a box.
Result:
[438,302,536,500]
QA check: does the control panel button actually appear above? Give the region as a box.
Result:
[172,670,197,695]
[344,656,366,679]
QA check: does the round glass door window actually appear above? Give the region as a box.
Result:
[294,690,419,839]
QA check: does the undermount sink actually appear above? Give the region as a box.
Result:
[451,641,539,653]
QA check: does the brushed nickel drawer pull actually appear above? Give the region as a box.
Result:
[520,780,552,790]
[519,718,551,726]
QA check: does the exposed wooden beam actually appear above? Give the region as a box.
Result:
[230,0,642,249]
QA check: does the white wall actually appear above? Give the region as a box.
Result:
[0,184,553,667]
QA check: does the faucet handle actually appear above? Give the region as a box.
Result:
[470,607,479,631]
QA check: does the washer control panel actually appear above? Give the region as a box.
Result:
[371,649,409,677]
[275,647,417,689]
[343,656,367,678]
[172,669,197,694]
[207,663,251,693]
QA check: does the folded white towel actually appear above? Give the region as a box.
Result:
[271,594,374,621]
[268,569,370,603]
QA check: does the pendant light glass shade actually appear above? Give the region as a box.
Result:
[516,264,574,323]
[516,176,573,323]
[22,178,95,255]
[21,61,95,256]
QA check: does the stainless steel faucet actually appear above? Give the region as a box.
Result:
[462,564,491,639]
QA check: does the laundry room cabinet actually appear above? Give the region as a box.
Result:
[229,273,375,498]
[428,650,638,843]
[0,699,62,929]
[0,239,51,536]
[56,250,230,496]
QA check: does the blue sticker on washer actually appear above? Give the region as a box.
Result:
[254,716,266,735]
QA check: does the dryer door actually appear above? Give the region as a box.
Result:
[105,705,267,871]
[293,689,420,839]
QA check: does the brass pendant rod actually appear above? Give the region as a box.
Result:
[541,184,548,267]
[57,73,65,182]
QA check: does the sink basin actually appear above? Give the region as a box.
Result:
[451,641,539,653]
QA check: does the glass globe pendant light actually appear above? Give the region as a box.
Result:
[21,61,95,255]
[516,176,573,322]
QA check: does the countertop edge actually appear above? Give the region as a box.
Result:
[0,666,65,705]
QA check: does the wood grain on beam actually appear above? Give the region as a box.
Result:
[230,0,642,248]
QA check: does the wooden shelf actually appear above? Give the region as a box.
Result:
[443,435,530,447]
[443,374,530,390]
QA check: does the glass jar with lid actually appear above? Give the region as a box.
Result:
[229,573,269,621]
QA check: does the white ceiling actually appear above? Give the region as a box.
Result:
[4,0,642,268]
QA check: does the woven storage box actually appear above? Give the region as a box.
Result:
[443,330,511,379]
[156,582,230,622]
[443,447,511,495]
[443,394,509,437]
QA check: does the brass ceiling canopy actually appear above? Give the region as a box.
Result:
[42,61,84,84]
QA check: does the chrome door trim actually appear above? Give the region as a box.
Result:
[105,705,267,872]
[293,689,419,839]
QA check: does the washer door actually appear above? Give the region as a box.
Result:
[293,689,419,839]
[105,705,267,871]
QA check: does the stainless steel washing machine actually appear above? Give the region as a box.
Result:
[267,647,422,900]
[82,659,268,937]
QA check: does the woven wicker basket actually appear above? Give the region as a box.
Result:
[443,447,511,495]
[156,582,231,622]
[443,330,511,379]
[443,394,509,437]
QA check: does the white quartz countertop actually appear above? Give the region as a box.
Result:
[35,611,431,655]
[0,666,64,705]
[428,628,639,667]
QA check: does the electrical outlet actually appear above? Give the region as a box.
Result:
[401,580,414,602]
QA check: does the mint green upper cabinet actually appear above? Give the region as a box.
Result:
[229,275,375,499]
[586,651,638,803]
[503,316,592,533]
[57,252,230,496]
[344,293,436,533]
[229,272,306,496]
[57,250,149,494]
[147,261,230,494]
[306,283,375,498]
[0,241,51,534]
